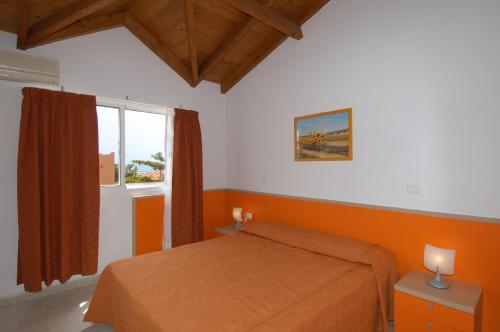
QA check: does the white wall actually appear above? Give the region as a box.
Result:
[0,28,226,297]
[226,0,500,219]
[2,0,500,298]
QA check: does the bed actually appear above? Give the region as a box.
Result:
[84,222,398,332]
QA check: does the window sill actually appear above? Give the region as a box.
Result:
[126,183,164,197]
[126,182,163,190]
[99,183,165,198]
[99,183,163,189]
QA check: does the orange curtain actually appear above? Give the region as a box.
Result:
[17,88,100,292]
[171,108,203,247]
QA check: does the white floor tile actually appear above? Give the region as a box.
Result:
[0,284,114,332]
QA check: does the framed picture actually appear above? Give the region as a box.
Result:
[294,108,353,161]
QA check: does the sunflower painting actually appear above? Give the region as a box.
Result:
[294,108,352,161]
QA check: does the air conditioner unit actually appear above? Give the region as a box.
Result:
[0,50,59,85]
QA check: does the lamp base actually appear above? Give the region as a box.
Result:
[427,273,449,289]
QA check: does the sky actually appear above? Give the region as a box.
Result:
[97,106,165,168]
[297,111,349,136]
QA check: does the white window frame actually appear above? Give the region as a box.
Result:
[96,97,174,190]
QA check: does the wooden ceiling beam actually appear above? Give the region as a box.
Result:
[124,13,194,87]
[221,34,284,93]
[16,0,31,50]
[27,0,118,46]
[219,0,302,40]
[197,0,272,84]
[221,0,330,93]
[184,0,199,84]
[25,12,125,49]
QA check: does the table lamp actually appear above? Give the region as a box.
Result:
[424,244,456,289]
[232,207,243,230]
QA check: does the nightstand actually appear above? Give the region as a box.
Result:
[394,270,482,332]
[214,225,240,236]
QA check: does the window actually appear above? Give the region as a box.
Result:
[97,106,120,185]
[97,98,172,188]
[125,110,165,184]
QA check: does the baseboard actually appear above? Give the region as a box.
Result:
[0,274,100,308]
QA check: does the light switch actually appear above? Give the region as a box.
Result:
[406,184,421,195]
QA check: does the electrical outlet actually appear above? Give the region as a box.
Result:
[245,212,253,222]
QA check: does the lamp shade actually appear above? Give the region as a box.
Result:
[424,244,456,275]
[232,207,243,222]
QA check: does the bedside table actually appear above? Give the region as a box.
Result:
[394,270,482,332]
[214,225,240,236]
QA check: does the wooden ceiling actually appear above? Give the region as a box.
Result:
[0,0,329,93]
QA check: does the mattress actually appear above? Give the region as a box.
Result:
[84,222,398,332]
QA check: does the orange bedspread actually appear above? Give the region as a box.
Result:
[85,222,398,332]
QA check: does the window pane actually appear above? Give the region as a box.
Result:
[125,110,166,184]
[97,106,120,185]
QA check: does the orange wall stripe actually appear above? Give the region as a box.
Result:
[203,190,227,239]
[205,189,500,332]
[133,195,164,256]
[133,191,226,255]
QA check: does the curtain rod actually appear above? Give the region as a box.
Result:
[47,84,178,111]
[96,96,174,112]
[17,82,181,112]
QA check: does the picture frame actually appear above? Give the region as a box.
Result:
[294,108,353,161]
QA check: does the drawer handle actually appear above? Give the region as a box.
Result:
[427,321,433,329]
[428,303,433,310]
